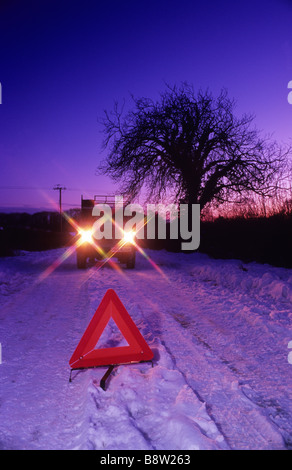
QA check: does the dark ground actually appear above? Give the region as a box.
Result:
[1,212,292,269]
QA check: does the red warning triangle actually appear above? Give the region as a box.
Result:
[69,289,153,369]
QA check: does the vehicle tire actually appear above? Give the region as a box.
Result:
[77,252,86,269]
[126,252,136,269]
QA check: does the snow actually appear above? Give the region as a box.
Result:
[0,247,292,450]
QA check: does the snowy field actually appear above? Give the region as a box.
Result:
[0,247,292,450]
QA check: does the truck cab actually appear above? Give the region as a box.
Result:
[76,195,136,269]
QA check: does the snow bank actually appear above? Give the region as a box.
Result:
[191,258,292,306]
[0,270,23,296]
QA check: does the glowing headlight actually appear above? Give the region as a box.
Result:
[123,230,136,244]
[79,229,93,244]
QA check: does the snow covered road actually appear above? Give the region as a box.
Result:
[0,247,292,450]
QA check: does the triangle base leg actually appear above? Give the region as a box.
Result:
[100,365,116,391]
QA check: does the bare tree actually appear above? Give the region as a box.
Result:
[98,83,290,210]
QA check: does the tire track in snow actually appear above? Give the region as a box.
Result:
[114,259,287,450]
[81,264,227,450]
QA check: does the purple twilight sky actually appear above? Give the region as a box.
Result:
[0,0,292,212]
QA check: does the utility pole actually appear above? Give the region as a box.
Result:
[53,184,66,232]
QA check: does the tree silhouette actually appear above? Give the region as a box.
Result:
[99,83,290,210]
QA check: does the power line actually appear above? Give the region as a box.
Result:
[0,186,52,190]
[0,186,103,192]
[0,186,75,191]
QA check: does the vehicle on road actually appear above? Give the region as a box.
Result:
[76,195,136,269]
